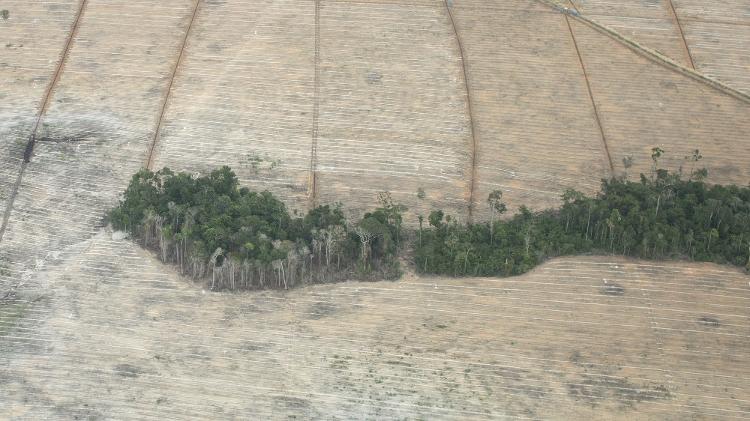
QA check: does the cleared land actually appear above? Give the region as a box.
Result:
[1,1,750,419]
[0,0,79,224]
[570,17,750,184]
[2,244,749,419]
[0,0,195,290]
[151,0,316,214]
[450,1,612,220]
[315,0,472,222]
[570,0,750,95]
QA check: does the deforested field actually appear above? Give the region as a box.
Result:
[2,0,750,419]
[2,246,749,419]
[569,0,750,95]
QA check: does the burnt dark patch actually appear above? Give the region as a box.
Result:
[56,403,105,421]
[274,396,313,411]
[600,283,625,296]
[36,135,90,143]
[186,346,211,361]
[23,136,34,162]
[698,316,720,327]
[239,340,267,353]
[366,70,383,84]
[113,363,142,378]
[307,301,336,319]
[695,278,724,291]
[567,375,670,407]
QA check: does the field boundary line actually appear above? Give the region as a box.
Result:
[444,0,478,223]
[308,0,321,209]
[665,0,696,70]
[563,1,614,175]
[145,0,202,170]
[0,0,88,243]
[536,0,750,104]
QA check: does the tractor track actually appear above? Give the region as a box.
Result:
[665,0,696,70]
[536,0,750,105]
[0,0,88,244]
[308,0,321,210]
[563,1,615,176]
[145,0,202,170]
[444,0,478,223]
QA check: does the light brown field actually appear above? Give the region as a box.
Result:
[1,0,750,419]
[0,0,80,220]
[571,0,750,95]
[2,239,749,419]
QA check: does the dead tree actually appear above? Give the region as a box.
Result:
[209,247,223,290]
[354,226,377,268]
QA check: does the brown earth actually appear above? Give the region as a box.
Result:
[2,0,750,419]
[2,237,749,419]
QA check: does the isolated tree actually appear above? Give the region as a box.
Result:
[428,210,444,229]
[651,147,664,180]
[622,156,633,179]
[354,226,376,268]
[323,225,346,268]
[606,209,622,252]
[487,190,507,245]
[417,215,424,247]
[377,191,406,247]
[209,247,224,290]
[416,188,426,247]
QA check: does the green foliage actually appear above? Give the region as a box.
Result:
[110,167,403,289]
[416,161,750,277]
[1,10,9,20]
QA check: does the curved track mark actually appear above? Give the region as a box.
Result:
[0,0,88,243]
[537,0,750,104]
[308,0,321,210]
[444,0,478,223]
[562,6,615,176]
[145,0,202,170]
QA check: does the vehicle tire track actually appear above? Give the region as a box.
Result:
[308,0,321,210]
[443,0,478,223]
[145,0,202,170]
[563,1,615,176]
[536,0,750,104]
[665,0,696,70]
[0,0,88,244]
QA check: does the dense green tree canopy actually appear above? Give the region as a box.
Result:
[416,166,750,277]
[110,167,402,290]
